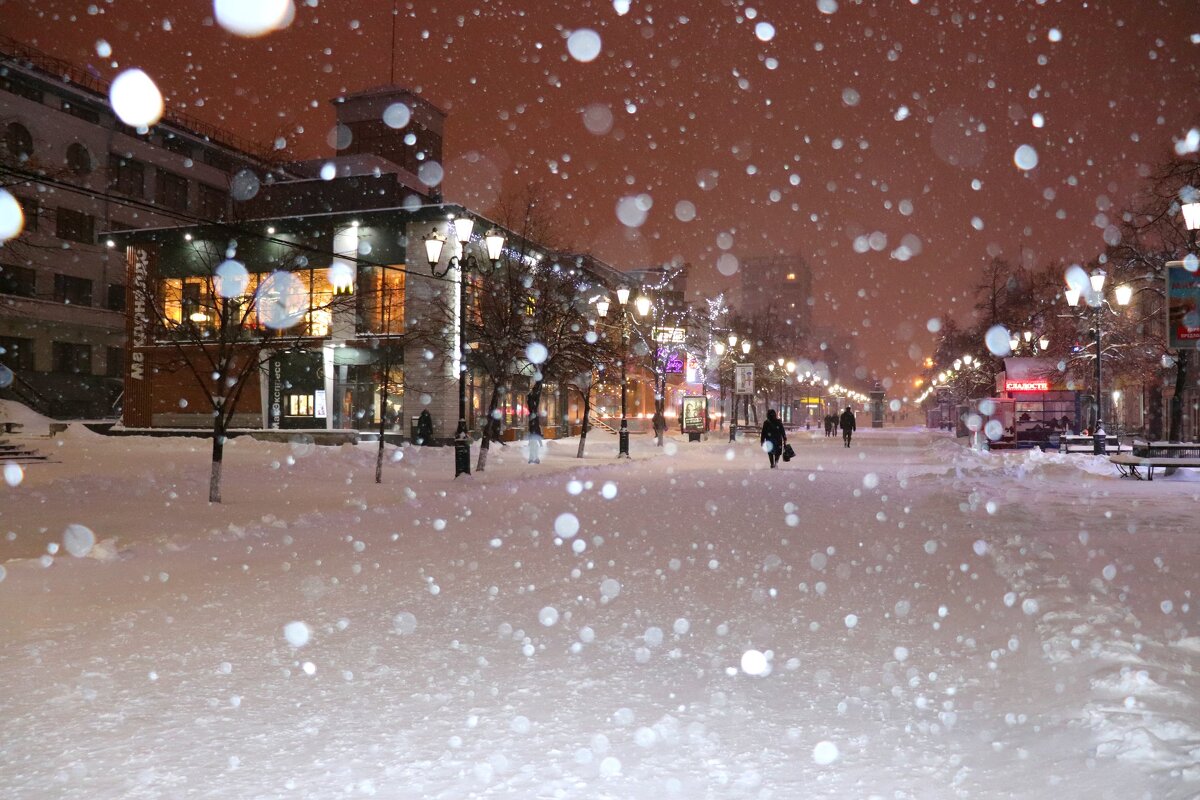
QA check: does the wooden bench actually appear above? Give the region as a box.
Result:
[1110,441,1200,480]
[1060,434,1130,454]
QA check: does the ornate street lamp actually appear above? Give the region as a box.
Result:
[713,339,729,433]
[1065,272,1131,454]
[424,220,505,477]
[729,338,752,440]
[601,287,633,458]
[1182,201,1200,238]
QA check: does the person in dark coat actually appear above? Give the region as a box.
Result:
[760,408,787,468]
[416,409,433,445]
[839,406,856,448]
[824,414,833,437]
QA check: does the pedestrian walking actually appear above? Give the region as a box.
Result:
[416,409,433,445]
[839,406,856,448]
[760,408,787,468]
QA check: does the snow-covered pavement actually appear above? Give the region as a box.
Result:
[2,428,1198,799]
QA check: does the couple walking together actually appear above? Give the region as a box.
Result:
[761,406,857,468]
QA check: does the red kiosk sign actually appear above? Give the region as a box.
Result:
[1004,379,1049,392]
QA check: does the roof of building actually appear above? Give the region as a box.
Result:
[0,32,280,165]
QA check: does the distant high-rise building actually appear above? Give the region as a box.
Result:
[738,253,812,339]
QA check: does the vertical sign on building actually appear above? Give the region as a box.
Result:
[123,244,157,427]
[268,355,283,429]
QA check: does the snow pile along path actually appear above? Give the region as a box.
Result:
[0,429,1197,798]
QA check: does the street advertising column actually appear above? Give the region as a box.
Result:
[681,394,707,441]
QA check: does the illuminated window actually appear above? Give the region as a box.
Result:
[307,270,335,337]
[161,278,183,325]
[286,394,314,416]
[358,266,406,334]
[466,273,483,325]
[160,277,212,328]
[786,273,796,280]
[161,269,354,337]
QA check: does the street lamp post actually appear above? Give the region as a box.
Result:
[1175,202,1200,442]
[599,285,634,457]
[785,360,796,423]
[629,293,672,446]
[713,339,727,433]
[424,219,505,477]
[726,333,738,441]
[734,340,744,438]
[1064,270,1131,455]
[775,357,785,414]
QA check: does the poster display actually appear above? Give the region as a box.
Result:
[681,395,707,434]
[1167,263,1200,349]
[734,363,754,395]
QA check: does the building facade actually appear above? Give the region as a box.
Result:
[739,253,813,338]
[0,34,281,417]
[113,206,640,443]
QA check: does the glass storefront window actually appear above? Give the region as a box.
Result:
[333,355,404,430]
[307,270,334,337]
[160,276,214,331]
[542,386,558,429]
[378,364,404,427]
[358,266,406,334]
[287,394,314,416]
[466,274,483,326]
[161,277,183,326]
[160,269,340,338]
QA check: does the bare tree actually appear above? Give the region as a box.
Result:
[456,184,563,471]
[1107,154,1200,440]
[569,368,599,458]
[132,236,348,502]
[622,268,692,447]
[461,240,533,472]
[523,254,606,463]
[365,265,416,484]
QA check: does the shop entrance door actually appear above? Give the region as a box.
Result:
[267,350,324,429]
[334,365,376,431]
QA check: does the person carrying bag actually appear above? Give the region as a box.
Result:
[760,409,787,469]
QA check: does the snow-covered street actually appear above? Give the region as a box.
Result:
[2,428,1198,799]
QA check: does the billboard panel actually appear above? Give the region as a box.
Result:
[681,395,707,434]
[734,363,754,395]
[1167,264,1200,349]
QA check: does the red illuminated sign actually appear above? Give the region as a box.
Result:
[1005,379,1049,392]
